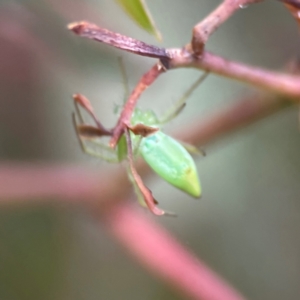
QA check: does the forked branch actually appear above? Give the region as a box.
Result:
[68,19,300,100]
[191,0,264,55]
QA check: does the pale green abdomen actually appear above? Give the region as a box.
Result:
[140,131,201,198]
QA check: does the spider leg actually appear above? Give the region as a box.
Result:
[177,140,206,156]
[72,113,119,163]
[158,71,209,125]
[118,57,130,104]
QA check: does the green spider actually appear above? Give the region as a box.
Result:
[72,70,208,215]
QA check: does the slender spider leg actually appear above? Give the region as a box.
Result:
[133,136,143,157]
[73,94,112,135]
[118,57,130,104]
[113,58,131,114]
[124,126,165,216]
[87,138,116,152]
[126,165,147,207]
[74,97,85,125]
[158,72,209,156]
[73,94,117,153]
[177,140,206,156]
[158,71,209,125]
[72,113,119,163]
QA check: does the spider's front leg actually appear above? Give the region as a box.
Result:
[72,94,119,163]
[158,72,209,156]
[158,72,209,125]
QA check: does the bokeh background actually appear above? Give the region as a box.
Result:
[0,0,300,299]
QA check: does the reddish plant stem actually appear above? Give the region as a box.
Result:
[169,50,300,99]
[0,163,131,207]
[191,0,263,55]
[177,95,285,146]
[110,63,166,148]
[104,202,246,300]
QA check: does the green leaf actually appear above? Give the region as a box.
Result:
[116,0,162,41]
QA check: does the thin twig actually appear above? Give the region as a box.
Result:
[177,94,286,146]
[110,63,166,148]
[191,0,264,55]
[168,50,300,100]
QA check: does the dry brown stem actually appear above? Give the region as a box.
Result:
[68,21,169,60]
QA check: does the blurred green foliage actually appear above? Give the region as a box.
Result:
[115,0,161,40]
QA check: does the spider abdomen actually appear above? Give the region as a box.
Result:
[140,131,201,198]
